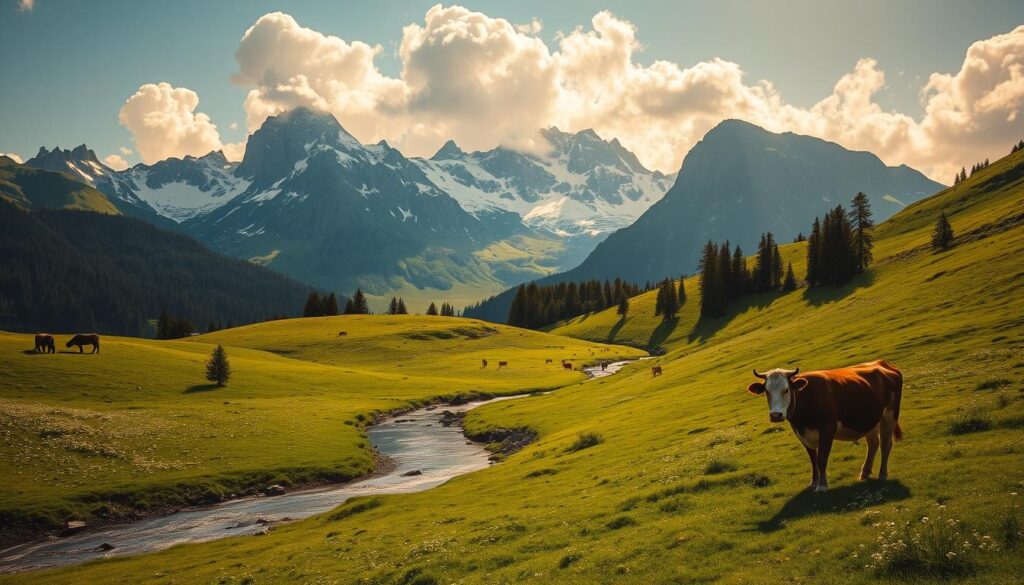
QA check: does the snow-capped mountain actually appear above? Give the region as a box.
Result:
[25,145,112,185]
[413,127,675,238]
[97,151,248,223]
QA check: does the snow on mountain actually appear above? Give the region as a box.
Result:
[412,127,675,237]
[25,145,112,186]
[96,151,249,222]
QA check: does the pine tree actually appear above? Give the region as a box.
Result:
[387,297,399,315]
[781,262,797,292]
[303,291,321,317]
[322,293,338,316]
[426,302,438,316]
[806,217,822,284]
[848,192,874,273]
[698,241,726,318]
[156,309,170,340]
[617,293,629,318]
[347,289,370,314]
[730,246,748,297]
[793,233,806,243]
[931,212,955,250]
[397,298,408,314]
[660,279,679,321]
[654,282,666,316]
[677,275,687,305]
[770,238,783,289]
[205,345,231,387]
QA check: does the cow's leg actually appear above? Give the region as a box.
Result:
[804,446,818,489]
[814,428,835,492]
[878,409,896,480]
[860,426,880,480]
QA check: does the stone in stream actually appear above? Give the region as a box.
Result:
[95,543,115,552]
[60,520,87,536]
[401,470,423,476]
[262,484,286,496]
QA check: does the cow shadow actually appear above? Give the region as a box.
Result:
[802,271,876,307]
[754,479,911,533]
[184,384,220,394]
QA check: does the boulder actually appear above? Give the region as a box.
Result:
[263,484,286,496]
[401,469,423,477]
[60,520,87,536]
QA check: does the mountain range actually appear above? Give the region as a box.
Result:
[19,111,945,315]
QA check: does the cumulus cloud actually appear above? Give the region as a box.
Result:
[17,0,34,13]
[1,152,24,163]
[124,8,1024,181]
[118,82,243,164]
[103,154,130,170]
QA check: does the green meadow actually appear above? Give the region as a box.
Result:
[0,317,641,547]
[3,151,1023,584]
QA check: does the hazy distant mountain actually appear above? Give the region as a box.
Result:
[0,156,119,215]
[97,151,247,223]
[556,119,945,284]
[25,145,112,186]
[413,127,674,266]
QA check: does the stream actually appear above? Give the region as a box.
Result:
[0,359,636,574]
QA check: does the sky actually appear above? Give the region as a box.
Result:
[1,0,1022,182]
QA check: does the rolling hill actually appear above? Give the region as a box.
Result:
[13,142,1022,584]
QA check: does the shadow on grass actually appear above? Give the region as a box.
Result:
[687,290,779,344]
[184,384,221,394]
[802,271,876,307]
[755,479,911,533]
[605,317,626,344]
[648,317,680,349]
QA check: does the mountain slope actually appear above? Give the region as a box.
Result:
[559,119,944,284]
[21,141,1024,585]
[24,145,112,186]
[0,201,308,335]
[0,156,119,215]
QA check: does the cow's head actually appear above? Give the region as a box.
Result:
[747,368,806,423]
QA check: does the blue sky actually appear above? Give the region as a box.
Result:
[1,0,1022,179]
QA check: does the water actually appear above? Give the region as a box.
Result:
[0,360,636,573]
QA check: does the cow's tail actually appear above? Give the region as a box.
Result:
[880,360,905,442]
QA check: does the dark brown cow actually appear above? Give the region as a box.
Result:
[545,359,553,364]
[34,334,55,354]
[481,359,488,368]
[747,360,903,492]
[563,362,573,371]
[652,366,662,377]
[600,361,608,371]
[497,361,508,369]
[66,334,101,354]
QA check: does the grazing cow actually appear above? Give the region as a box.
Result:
[747,360,903,492]
[66,334,101,354]
[600,361,608,371]
[652,366,662,377]
[563,362,573,371]
[34,334,55,354]
[545,359,553,364]
[481,359,488,368]
[497,361,508,369]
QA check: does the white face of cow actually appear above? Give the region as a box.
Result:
[748,367,801,423]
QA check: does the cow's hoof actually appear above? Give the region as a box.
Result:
[814,484,829,493]
[877,473,888,481]
[859,472,872,480]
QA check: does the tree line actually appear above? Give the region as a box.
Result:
[507,279,645,329]
[301,289,371,317]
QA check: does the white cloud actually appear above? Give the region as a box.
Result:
[122,9,1024,181]
[118,82,243,164]
[1,152,24,163]
[103,154,130,170]
[119,146,133,156]
[17,0,34,13]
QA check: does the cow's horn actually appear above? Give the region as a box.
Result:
[752,369,767,380]
[786,367,800,378]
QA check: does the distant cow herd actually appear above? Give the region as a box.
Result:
[32,333,100,354]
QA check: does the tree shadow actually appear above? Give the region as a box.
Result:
[605,317,626,343]
[647,317,680,349]
[802,271,876,307]
[754,479,911,533]
[687,291,779,344]
[184,384,221,394]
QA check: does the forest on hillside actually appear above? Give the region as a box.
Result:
[0,203,308,336]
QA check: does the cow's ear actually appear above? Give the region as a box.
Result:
[747,382,766,395]
[791,378,808,392]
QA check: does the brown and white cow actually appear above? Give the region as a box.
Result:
[746,360,903,492]
[652,366,663,377]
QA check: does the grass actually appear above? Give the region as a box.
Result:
[3,150,1023,583]
[0,316,641,546]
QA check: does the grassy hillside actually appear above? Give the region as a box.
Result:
[0,157,119,215]
[5,150,1023,584]
[0,316,641,546]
